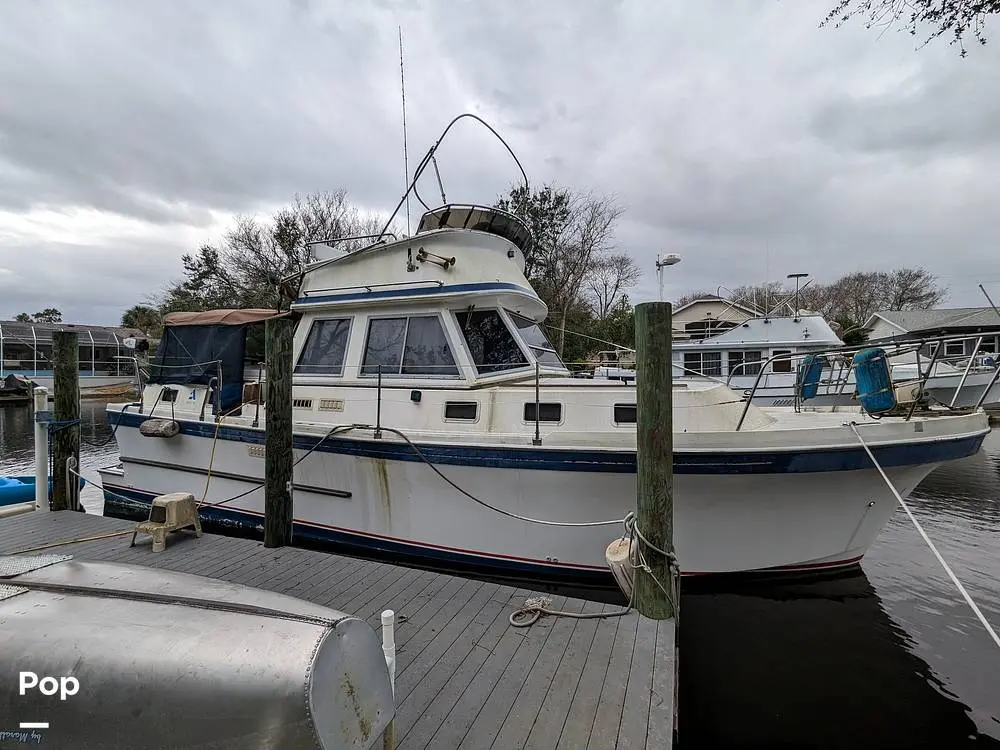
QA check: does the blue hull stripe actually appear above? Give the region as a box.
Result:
[108,411,986,475]
[293,281,533,307]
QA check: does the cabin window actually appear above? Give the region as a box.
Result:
[944,340,966,358]
[455,309,530,374]
[361,315,458,376]
[682,352,722,377]
[772,350,793,373]
[524,402,562,422]
[444,401,478,420]
[728,350,762,377]
[295,318,351,375]
[507,311,562,366]
[981,337,998,353]
[613,403,637,424]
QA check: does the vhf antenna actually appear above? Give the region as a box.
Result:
[399,26,410,236]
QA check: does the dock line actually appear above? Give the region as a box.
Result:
[848,421,1000,651]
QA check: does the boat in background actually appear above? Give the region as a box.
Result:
[0,373,35,405]
[583,312,1000,412]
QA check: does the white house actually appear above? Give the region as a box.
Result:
[671,296,759,340]
[865,308,1000,360]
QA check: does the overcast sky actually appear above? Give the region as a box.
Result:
[1,0,998,325]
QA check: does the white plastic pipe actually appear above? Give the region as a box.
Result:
[381,609,395,696]
[33,386,49,512]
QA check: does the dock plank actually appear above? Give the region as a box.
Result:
[485,598,606,750]
[0,510,673,749]
[457,596,586,750]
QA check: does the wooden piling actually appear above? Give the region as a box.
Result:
[634,302,676,620]
[264,315,295,548]
[51,331,80,512]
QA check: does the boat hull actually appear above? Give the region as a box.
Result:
[98,413,987,588]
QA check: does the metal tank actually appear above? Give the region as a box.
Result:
[0,554,394,749]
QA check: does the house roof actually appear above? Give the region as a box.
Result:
[671,296,759,317]
[866,308,1000,334]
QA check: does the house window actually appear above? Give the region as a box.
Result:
[507,311,562,366]
[772,350,793,373]
[613,404,637,424]
[455,309,530,374]
[944,340,966,358]
[361,315,458,376]
[444,401,478,420]
[981,337,998,353]
[682,351,722,377]
[728,350,762,377]
[295,318,351,375]
[524,402,562,422]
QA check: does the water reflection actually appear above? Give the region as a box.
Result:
[679,569,998,748]
[0,400,121,513]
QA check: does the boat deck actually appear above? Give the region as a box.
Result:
[0,510,676,750]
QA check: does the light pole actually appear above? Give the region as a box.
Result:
[787,272,808,319]
[656,253,681,302]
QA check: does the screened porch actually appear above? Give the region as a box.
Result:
[0,321,146,378]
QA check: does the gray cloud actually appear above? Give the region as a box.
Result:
[1,0,1000,325]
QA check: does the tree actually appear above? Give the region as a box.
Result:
[158,190,388,313]
[121,305,161,336]
[591,296,637,351]
[33,308,62,323]
[822,0,1000,55]
[882,267,947,310]
[587,253,641,319]
[496,184,625,356]
[674,266,947,329]
[14,312,32,322]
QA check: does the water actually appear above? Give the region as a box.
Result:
[1,401,998,747]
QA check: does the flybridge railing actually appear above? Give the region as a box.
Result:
[733,329,1000,431]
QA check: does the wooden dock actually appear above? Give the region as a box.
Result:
[0,510,676,750]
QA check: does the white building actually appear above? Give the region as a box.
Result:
[671,297,759,340]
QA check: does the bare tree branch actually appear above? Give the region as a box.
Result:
[587,253,641,319]
[822,0,1000,55]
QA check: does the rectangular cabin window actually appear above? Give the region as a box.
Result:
[613,403,637,424]
[728,350,762,377]
[524,402,562,422]
[944,340,966,358]
[361,316,458,377]
[682,352,721,377]
[444,401,478,420]
[507,311,562,367]
[772,350,793,373]
[401,316,459,375]
[981,337,998,353]
[455,309,530,374]
[295,318,351,375]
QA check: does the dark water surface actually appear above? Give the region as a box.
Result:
[1,401,998,748]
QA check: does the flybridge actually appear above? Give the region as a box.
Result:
[415,205,533,254]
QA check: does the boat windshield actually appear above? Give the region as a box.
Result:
[506,311,562,367]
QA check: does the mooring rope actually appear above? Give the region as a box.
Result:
[848,421,1000,651]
